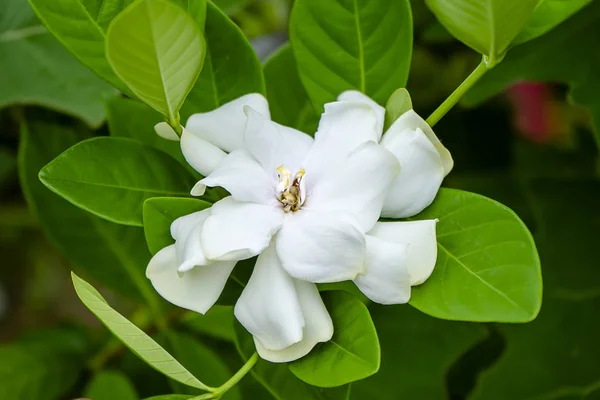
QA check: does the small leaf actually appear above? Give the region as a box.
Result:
[143,197,211,255]
[383,88,412,131]
[38,137,195,226]
[425,0,538,65]
[106,0,205,126]
[84,371,139,400]
[290,291,380,387]
[409,188,542,322]
[264,43,318,135]
[290,0,412,110]
[72,272,212,391]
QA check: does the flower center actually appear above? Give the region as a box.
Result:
[276,165,306,212]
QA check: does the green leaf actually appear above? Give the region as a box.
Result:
[408,188,542,322]
[289,0,412,110]
[290,291,379,387]
[181,2,264,120]
[513,0,593,45]
[106,0,205,126]
[352,305,487,399]
[180,305,236,342]
[143,396,191,400]
[38,137,195,226]
[0,0,116,126]
[264,43,319,135]
[462,1,600,147]
[84,371,139,400]
[383,88,412,131]
[18,119,156,299]
[143,197,211,255]
[425,0,538,65]
[72,272,212,391]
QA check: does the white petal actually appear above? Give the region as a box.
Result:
[234,244,304,351]
[303,101,379,185]
[304,141,399,232]
[154,122,180,141]
[385,109,453,175]
[201,197,284,261]
[381,128,445,218]
[185,93,271,153]
[368,220,438,285]
[354,235,411,305]
[146,245,235,314]
[244,107,313,174]
[254,280,333,363]
[200,150,276,205]
[170,209,211,272]
[180,128,227,176]
[276,210,365,283]
[337,90,385,138]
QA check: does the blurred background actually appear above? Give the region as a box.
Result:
[1,0,599,399]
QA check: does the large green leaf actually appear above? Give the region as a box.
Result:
[425,0,538,65]
[106,0,205,126]
[263,43,319,135]
[513,0,593,45]
[352,305,487,399]
[84,371,139,400]
[234,321,351,400]
[289,0,412,110]
[462,1,600,147]
[408,188,542,322]
[72,272,213,391]
[39,137,195,226]
[0,0,116,126]
[19,120,156,299]
[290,291,380,387]
[180,2,264,120]
[143,197,211,255]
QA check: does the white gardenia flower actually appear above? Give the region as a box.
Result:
[146,92,452,363]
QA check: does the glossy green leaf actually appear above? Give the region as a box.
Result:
[352,305,487,399]
[264,43,319,135]
[463,1,600,147]
[19,120,156,299]
[383,88,412,131]
[234,321,351,400]
[513,0,593,45]
[290,291,380,387]
[290,0,412,110]
[39,137,195,226]
[0,0,116,126]
[106,0,205,126]
[425,0,538,65]
[84,371,139,400]
[181,2,264,120]
[143,197,211,255]
[180,306,236,342]
[408,188,542,322]
[72,272,212,391]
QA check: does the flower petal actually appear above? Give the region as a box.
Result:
[254,280,333,363]
[170,209,211,272]
[180,128,227,176]
[146,245,235,314]
[368,220,438,285]
[276,210,365,283]
[200,150,276,205]
[234,244,304,351]
[385,109,453,175]
[337,90,385,138]
[354,235,411,305]
[380,128,445,218]
[304,141,399,231]
[185,93,270,153]
[201,197,284,261]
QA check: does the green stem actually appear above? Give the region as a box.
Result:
[426,58,489,127]
[193,353,259,399]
